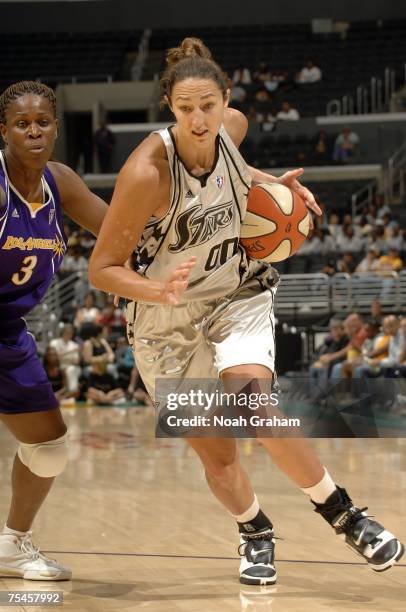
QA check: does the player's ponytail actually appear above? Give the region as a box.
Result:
[160,37,228,107]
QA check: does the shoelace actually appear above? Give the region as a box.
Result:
[238,532,282,559]
[335,506,372,535]
[19,532,41,560]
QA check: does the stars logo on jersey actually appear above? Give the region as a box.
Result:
[185,189,194,198]
[215,175,224,190]
[12,209,20,218]
[168,200,234,252]
[49,209,55,225]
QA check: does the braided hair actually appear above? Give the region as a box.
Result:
[0,81,56,124]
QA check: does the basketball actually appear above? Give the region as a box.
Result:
[240,183,310,262]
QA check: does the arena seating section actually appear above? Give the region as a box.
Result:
[0,31,142,90]
[147,20,406,116]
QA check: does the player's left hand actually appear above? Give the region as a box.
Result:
[276,168,322,225]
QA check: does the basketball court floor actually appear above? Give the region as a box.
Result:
[0,404,405,611]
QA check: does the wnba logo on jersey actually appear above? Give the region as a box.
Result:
[215,175,224,189]
[168,201,234,252]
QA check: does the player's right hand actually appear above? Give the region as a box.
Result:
[160,257,196,305]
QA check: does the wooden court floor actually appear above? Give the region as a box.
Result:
[0,404,405,612]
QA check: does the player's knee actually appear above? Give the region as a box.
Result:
[17,432,68,478]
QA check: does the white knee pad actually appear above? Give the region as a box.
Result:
[18,432,68,478]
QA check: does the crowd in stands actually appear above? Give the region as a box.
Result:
[309,305,406,413]
[229,58,322,123]
[42,289,151,408]
[291,194,406,275]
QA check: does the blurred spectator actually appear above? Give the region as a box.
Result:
[50,324,81,394]
[376,316,403,369]
[86,362,126,406]
[76,227,96,254]
[377,248,403,275]
[43,346,78,404]
[60,245,88,274]
[386,225,405,252]
[277,101,300,121]
[82,323,116,379]
[249,88,273,124]
[313,130,329,164]
[370,299,383,323]
[333,127,360,163]
[330,313,366,380]
[127,363,152,406]
[311,228,336,256]
[254,62,272,85]
[367,225,387,254]
[74,292,101,330]
[94,121,115,173]
[337,252,356,274]
[346,319,389,379]
[309,318,348,391]
[232,65,252,85]
[335,225,364,254]
[266,69,288,92]
[229,84,248,106]
[321,257,338,276]
[296,59,322,84]
[327,213,341,239]
[98,301,126,341]
[356,247,380,273]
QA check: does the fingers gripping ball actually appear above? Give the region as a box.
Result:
[240,183,310,262]
[18,433,68,478]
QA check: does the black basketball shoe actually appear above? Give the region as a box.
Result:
[238,526,277,585]
[313,486,404,571]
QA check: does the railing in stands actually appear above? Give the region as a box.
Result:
[350,180,377,218]
[275,271,406,319]
[385,141,406,204]
[25,271,85,352]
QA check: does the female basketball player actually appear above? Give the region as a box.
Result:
[0,81,112,581]
[89,40,404,584]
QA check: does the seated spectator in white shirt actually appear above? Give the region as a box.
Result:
[335,225,364,253]
[296,59,322,83]
[60,245,88,274]
[337,252,357,274]
[277,101,300,121]
[310,228,336,256]
[50,324,81,394]
[386,225,405,252]
[356,247,380,273]
[232,65,252,85]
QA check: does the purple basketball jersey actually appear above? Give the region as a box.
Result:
[0,151,67,321]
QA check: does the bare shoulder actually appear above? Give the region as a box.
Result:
[223,108,249,147]
[118,132,170,198]
[47,160,84,196]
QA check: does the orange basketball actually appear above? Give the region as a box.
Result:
[240,183,310,262]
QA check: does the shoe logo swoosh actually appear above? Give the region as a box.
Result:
[250,548,274,558]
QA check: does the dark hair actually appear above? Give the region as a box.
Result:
[160,37,229,107]
[0,81,56,124]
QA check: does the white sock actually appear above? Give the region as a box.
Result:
[300,468,337,504]
[231,495,260,523]
[1,525,28,537]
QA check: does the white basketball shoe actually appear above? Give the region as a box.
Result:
[0,531,71,580]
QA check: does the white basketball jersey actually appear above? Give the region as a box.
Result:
[132,125,277,302]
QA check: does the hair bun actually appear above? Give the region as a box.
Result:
[166,37,212,66]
